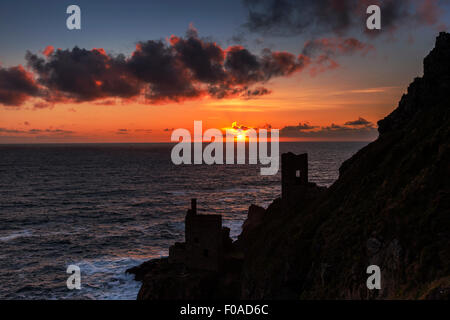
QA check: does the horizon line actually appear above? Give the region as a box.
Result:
[0,140,374,145]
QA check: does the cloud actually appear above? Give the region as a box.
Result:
[42,45,54,57]
[0,65,41,106]
[1,26,377,108]
[170,27,226,84]
[302,38,373,57]
[33,101,53,109]
[208,46,309,98]
[243,0,356,36]
[129,39,200,102]
[344,117,373,126]
[26,47,140,102]
[260,123,272,129]
[241,86,272,98]
[332,86,398,94]
[280,122,319,136]
[19,28,310,106]
[93,99,117,106]
[135,129,153,134]
[28,128,75,135]
[280,118,377,140]
[0,127,75,135]
[227,47,305,82]
[302,37,374,75]
[46,129,75,135]
[229,32,247,44]
[0,128,26,134]
[243,0,444,37]
[231,122,250,131]
[115,129,129,135]
[415,0,441,26]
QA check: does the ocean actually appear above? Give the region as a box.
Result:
[0,141,368,299]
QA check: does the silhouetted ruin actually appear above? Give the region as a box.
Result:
[168,153,312,270]
[281,152,309,205]
[169,199,231,271]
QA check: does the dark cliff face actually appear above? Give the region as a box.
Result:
[241,32,449,299]
[378,32,450,135]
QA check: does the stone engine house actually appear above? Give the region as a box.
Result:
[169,152,311,271]
[281,152,309,205]
[169,199,231,271]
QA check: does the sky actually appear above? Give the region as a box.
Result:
[0,0,449,143]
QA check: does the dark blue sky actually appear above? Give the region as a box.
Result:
[0,0,252,65]
[1,0,449,69]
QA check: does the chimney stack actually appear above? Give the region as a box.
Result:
[190,198,197,215]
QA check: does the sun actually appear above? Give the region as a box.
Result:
[222,122,251,141]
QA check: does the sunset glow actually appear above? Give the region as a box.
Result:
[0,1,448,144]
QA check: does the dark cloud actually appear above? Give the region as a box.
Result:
[116,129,129,135]
[243,0,443,37]
[242,87,272,98]
[225,46,262,84]
[45,129,75,135]
[0,65,41,106]
[207,46,308,98]
[21,34,347,105]
[302,38,373,57]
[27,129,42,134]
[413,0,447,35]
[135,129,153,134]
[93,99,116,106]
[232,123,250,131]
[0,128,26,134]
[243,0,355,36]
[301,37,373,75]
[344,117,373,126]
[33,101,53,109]
[280,119,377,139]
[171,34,226,84]
[280,122,319,136]
[26,47,140,102]
[229,32,246,44]
[129,40,200,102]
[23,28,304,105]
[0,127,75,135]
[28,128,75,135]
[225,47,306,84]
[262,49,308,77]
[1,26,376,108]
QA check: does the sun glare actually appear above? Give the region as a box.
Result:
[223,122,250,141]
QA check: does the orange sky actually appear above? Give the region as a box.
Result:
[0,70,404,143]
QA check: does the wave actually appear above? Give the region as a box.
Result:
[65,256,152,300]
[0,230,33,242]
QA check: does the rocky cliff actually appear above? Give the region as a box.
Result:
[128,32,450,300]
